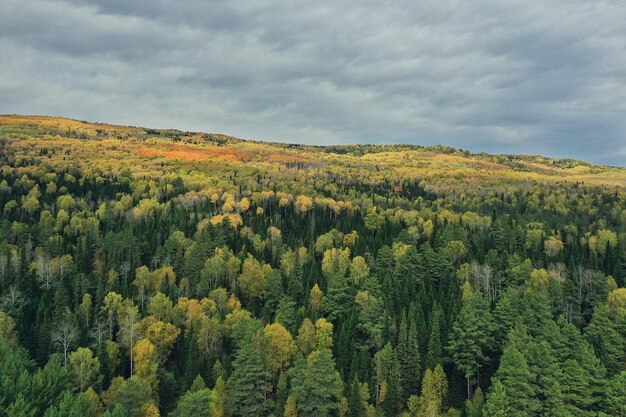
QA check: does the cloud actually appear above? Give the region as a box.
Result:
[1,0,625,165]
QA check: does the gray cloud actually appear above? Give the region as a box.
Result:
[1,0,625,165]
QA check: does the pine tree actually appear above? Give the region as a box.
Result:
[347,377,364,417]
[30,354,72,413]
[189,375,206,392]
[169,388,212,417]
[290,349,342,417]
[446,284,493,397]
[492,342,538,417]
[483,380,510,417]
[6,394,36,417]
[465,387,484,417]
[323,273,352,322]
[603,371,626,416]
[425,306,443,370]
[417,365,448,417]
[585,304,624,375]
[275,372,289,417]
[103,405,128,417]
[210,376,227,417]
[44,392,97,417]
[523,339,567,416]
[492,287,521,348]
[226,341,272,417]
[397,313,421,401]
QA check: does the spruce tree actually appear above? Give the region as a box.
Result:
[465,387,484,417]
[483,380,510,417]
[493,343,538,417]
[347,377,364,417]
[226,341,272,417]
[290,349,342,417]
[397,313,421,401]
[446,283,493,397]
[425,306,443,370]
[323,273,352,322]
[169,388,213,417]
[584,304,623,375]
[603,371,626,416]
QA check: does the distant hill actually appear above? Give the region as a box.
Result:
[1,115,624,193]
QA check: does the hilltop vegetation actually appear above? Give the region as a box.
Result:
[0,115,625,417]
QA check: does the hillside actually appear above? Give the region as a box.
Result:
[0,115,625,417]
[2,115,625,194]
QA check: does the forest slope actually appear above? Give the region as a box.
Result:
[0,115,625,417]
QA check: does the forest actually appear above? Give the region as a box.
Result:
[0,115,625,417]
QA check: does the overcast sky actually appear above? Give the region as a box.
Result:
[1,1,626,165]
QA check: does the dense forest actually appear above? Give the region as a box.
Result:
[0,115,625,417]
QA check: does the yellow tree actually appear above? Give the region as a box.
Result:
[349,256,370,286]
[608,288,626,323]
[118,301,142,376]
[295,195,313,213]
[296,319,316,355]
[321,248,351,278]
[68,347,100,391]
[134,338,158,388]
[284,395,298,417]
[238,256,272,300]
[315,318,334,350]
[544,236,564,258]
[145,320,180,361]
[309,284,324,312]
[526,269,550,292]
[263,322,296,375]
[148,292,174,323]
[210,376,228,417]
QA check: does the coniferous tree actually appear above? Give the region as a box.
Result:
[603,371,626,416]
[290,349,342,417]
[226,340,272,417]
[347,377,365,417]
[584,304,624,375]
[425,305,443,370]
[323,273,352,322]
[446,283,493,397]
[396,313,421,401]
[483,380,510,417]
[169,388,212,417]
[491,329,539,417]
[465,387,484,417]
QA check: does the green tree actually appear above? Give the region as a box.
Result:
[491,342,538,417]
[227,340,272,417]
[347,377,364,417]
[425,305,443,370]
[465,387,484,417]
[603,371,626,416]
[483,380,510,417]
[397,313,421,401]
[417,365,448,417]
[106,376,155,417]
[585,304,624,375]
[290,349,343,417]
[210,376,228,417]
[7,394,37,417]
[169,388,212,417]
[103,405,128,417]
[68,347,100,391]
[446,283,493,397]
[323,273,352,321]
[44,392,97,417]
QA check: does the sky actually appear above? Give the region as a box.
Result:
[1,0,626,166]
